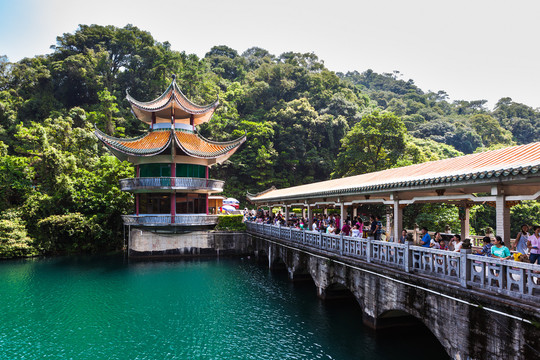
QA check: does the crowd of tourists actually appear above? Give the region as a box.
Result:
[245,210,540,265]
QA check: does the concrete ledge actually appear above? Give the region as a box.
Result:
[128,229,252,257]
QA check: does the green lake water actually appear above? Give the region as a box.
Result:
[0,255,448,359]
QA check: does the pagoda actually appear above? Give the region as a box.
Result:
[95,76,245,239]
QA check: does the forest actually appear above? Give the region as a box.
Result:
[1,24,540,257]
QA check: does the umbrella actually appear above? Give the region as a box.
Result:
[222,205,236,212]
[224,198,239,204]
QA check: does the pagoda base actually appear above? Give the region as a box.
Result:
[128,228,251,258]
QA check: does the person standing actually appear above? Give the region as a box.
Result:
[341,220,351,236]
[419,227,431,247]
[527,225,540,264]
[375,215,382,240]
[513,224,529,255]
[369,215,378,239]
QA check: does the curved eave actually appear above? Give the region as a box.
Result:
[94,128,172,161]
[126,79,219,124]
[174,131,246,163]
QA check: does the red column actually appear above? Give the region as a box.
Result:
[171,163,176,223]
[171,194,175,223]
[136,194,139,216]
[136,164,140,178]
[206,166,209,214]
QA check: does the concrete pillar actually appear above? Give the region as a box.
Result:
[496,195,510,247]
[459,204,470,239]
[285,205,289,224]
[386,206,392,240]
[302,206,306,219]
[307,204,313,228]
[324,207,328,216]
[393,201,403,243]
[353,206,358,218]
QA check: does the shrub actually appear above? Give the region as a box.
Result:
[216,214,246,231]
[36,213,103,254]
[0,209,39,258]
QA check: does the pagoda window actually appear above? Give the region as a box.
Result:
[176,164,206,178]
[139,193,171,214]
[140,163,171,177]
[176,193,206,214]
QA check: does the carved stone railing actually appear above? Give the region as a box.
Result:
[119,177,224,192]
[122,214,219,226]
[246,222,540,301]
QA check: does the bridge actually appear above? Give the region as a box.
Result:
[246,221,539,360]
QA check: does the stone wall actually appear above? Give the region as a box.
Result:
[252,235,540,360]
[129,229,252,257]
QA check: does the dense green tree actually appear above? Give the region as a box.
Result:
[333,111,406,177]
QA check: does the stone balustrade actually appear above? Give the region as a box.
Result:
[246,221,540,301]
[122,214,219,226]
[119,177,224,192]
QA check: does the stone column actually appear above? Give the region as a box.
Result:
[386,206,392,240]
[459,203,470,239]
[353,206,358,218]
[496,195,510,247]
[302,206,306,219]
[393,201,403,243]
[285,205,289,224]
[307,204,313,228]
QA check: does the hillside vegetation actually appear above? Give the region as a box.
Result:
[1,24,539,257]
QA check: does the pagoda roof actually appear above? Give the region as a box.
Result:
[126,76,219,126]
[95,128,172,159]
[95,128,246,164]
[174,130,246,160]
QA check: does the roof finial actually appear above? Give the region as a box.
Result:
[172,74,176,81]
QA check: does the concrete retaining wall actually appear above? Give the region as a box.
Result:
[129,229,252,257]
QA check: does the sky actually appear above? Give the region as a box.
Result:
[1,0,539,109]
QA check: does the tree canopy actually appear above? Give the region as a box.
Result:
[1,24,539,257]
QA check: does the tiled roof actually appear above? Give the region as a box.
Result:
[249,142,540,202]
[95,128,171,156]
[126,77,219,124]
[174,130,246,159]
[95,128,246,162]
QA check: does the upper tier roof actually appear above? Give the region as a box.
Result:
[95,128,245,165]
[248,142,540,202]
[126,76,219,126]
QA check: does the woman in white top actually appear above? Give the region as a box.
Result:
[326,222,336,234]
[351,224,361,237]
[452,234,463,252]
[527,225,540,264]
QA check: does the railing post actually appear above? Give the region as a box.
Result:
[366,238,372,263]
[459,249,472,288]
[319,232,322,249]
[302,228,306,244]
[279,223,281,239]
[340,233,344,256]
[404,240,412,272]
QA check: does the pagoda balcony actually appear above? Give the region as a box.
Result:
[119,177,224,193]
[122,214,219,226]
